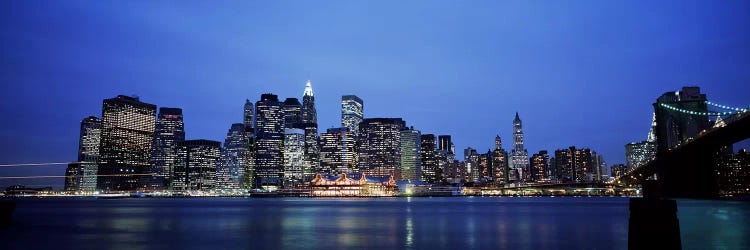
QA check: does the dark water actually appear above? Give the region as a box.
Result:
[0,197,747,250]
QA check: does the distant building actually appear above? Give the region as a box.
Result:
[255,93,285,188]
[341,95,364,135]
[464,147,479,182]
[358,118,405,179]
[97,95,156,192]
[478,150,492,183]
[217,123,247,190]
[400,127,421,181]
[592,152,607,182]
[554,146,593,183]
[510,112,530,182]
[492,135,509,184]
[65,116,101,192]
[437,135,455,183]
[244,99,254,130]
[530,150,549,182]
[283,128,306,187]
[148,108,185,190]
[319,127,357,175]
[282,98,302,129]
[310,173,397,197]
[419,134,439,184]
[173,140,221,191]
[300,80,319,183]
[625,141,656,170]
[716,149,750,195]
[610,164,627,179]
[653,87,710,153]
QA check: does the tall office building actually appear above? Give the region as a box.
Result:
[255,94,285,188]
[478,150,492,182]
[341,95,364,134]
[464,147,480,182]
[358,118,405,179]
[148,108,185,190]
[283,128,305,187]
[217,123,247,190]
[319,127,357,175]
[65,116,101,192]
[625,141,656,170]
[653,86,710,153]
[282,98,302,129]
[400,127,421,181]
[97,95,156,191]
[530,150,549,182]
[300,80,319,182]
[420,134,439,184]
[173,140,220,191]
[554,146,593,183]
[492,137,509,184]
[510,112,530,182]
[244,99,254,129]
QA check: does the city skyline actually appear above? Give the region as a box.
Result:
[2,1,750,188]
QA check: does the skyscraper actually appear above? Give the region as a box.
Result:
[217,123,247,190]
[283,128,305,187]
[65,116,101,192]
[554,146,593,183]
[173,139,221,191]
[300,80,319,182]
[97,95,156,191]
[400,127,421,181]
[244,99,254,129]
[358,118,405,179]
[419,134,439,184]
[464,147,479,182]
[510,112,530,182]
[255,93,285,188]
[319,127,357,175]
[530,150,549,182]
[653,86,710,153]
[341,95,364,134]
[148,107,185,190]
[492,135,509,184]
[625,141,656,170]
[282,98,302,129]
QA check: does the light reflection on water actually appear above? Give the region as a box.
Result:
[0,197,746,249]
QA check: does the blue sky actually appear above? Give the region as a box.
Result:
[1,1,749,188]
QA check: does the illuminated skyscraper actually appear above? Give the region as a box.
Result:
[244,99,254,129]
[510,112,530,182]
[255,93,285,188]
[217,123,247,190]
[554,146,593,183]
[625,141,656,170]
[301,80,319,182]
[420,134,439,183]
[173,139,220,191]
[148,108,185,190]
[319,127,357,175]
[358,118,405,179]
[400,127,421,181]
[65,116,101,192]
[464,147,479,182]
[341,95,364,134]
[97,95,156,191]
[282,98,302,129]
[530,150,549,182]
[283,128,305,186]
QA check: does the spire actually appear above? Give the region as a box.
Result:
[514,112,521,122]
[647,112,657,142]
[303,80,314,97]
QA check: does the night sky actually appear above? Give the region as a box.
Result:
[2,1,749,188]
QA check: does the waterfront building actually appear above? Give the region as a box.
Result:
[653,86,710,153]
[173,140,221,191]
[592,152,607,182]
[358,118,405,179]
[341,95,364,135]
[148,108,185,190]
[242,128,256,189]
[282,98,302,128]
[478,150,492,183]
[492,135,509,184]
[530,150,549,182]
[420,134,439,184]
[300,80,319,182]
[554,146,593,183]
[255,93,285,188]
[217,123,247,190]
[716,149,750,195]
[436,135,455,183]
[97,95,156,191]
[319,127,357,175]
[510,112,530,182]
[464,147,479,182]
[611,164,627,179]
[65,116,102,192]
[283,128,306,187]
[400,127,421,181]
[309,173,397,197]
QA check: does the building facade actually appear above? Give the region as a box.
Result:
[358,118,405,179]
[419,134,439,184]
[148,108,185,190]
[283,128,306,187]
[65,116,102,192]
[255,93,285,188]
[282,98,302,129]
[400,127,421,181]
[97,95,157,191]
[530,150,549,182]
[625,141,656,170]
[510,112,530,182]
[173,140,221,191]
[341,95,364,135]
[300,80,319,182]
[319,127,357,175]
[217,123,247,190]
